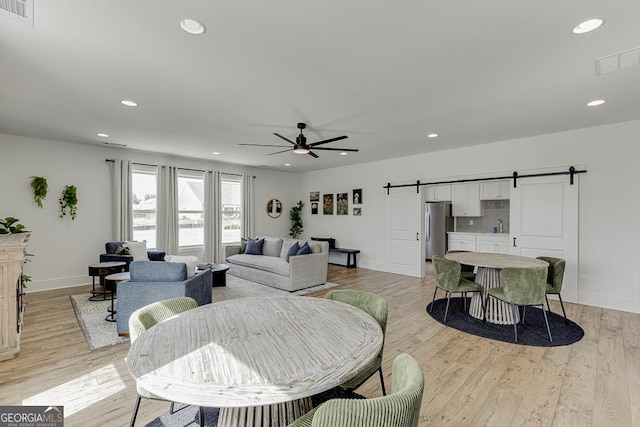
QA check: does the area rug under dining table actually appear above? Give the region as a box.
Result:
[70,275,341,351]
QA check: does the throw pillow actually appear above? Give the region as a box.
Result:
[239,237,248,254]
[285,242,300,263]
[115,244,130,255]
[245,238,265,255]
[296,242,311,256]
[125,240,149,261]
[164,255,198,278]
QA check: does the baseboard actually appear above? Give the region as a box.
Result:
[25,275,90,293]
[579,290,640,314]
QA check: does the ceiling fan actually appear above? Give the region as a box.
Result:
[239,122,358,158]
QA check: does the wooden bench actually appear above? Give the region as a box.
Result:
[329,248,360,268]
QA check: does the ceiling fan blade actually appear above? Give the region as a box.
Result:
[309,135,348,147]
[273,133,296,145]
[238,143,291,147]
[311,147,359,152]
[308,151,319,158]
[267,148,294,155]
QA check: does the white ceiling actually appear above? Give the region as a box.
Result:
[1,1,639,172]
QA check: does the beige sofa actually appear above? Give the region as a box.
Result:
[225,237,329,292]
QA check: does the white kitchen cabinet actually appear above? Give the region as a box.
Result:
[480,180,510,200]
[451,183,481,217]
[476,234,510,254]
[425,184,452,202]
[448,233,477,252]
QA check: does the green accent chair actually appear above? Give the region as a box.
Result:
[431,255,484,323]
[445,249,476,281]
[128,297,200,427]
[287,353,424,427]
[537,256,568,323]
[485,267,552,343]
[325,290,388,396]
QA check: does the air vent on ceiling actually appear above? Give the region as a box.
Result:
[0,0,33,26]
[595,47,640,76]
[102,142,128,148]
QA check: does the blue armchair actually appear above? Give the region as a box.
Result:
[116,261,212,336]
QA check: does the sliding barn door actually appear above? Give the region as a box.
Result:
[384,186,424,277]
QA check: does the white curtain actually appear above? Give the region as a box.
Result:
[156,166,179,255]
[242,173,254,239]
[109,159,132,241]
[204,171,221,263]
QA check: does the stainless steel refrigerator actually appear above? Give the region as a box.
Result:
[425,202,453,260]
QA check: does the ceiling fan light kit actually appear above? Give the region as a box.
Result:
[239,122,357,159]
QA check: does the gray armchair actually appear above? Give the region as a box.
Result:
[116,261,212,336]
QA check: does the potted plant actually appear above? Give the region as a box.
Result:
[289,201,304,239]
[30,176,48,208]
[59,185,78,219]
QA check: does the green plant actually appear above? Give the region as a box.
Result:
[289,201,305,239]
[0,217,28,234]
[59,185,78,220]
[30,176,48,208]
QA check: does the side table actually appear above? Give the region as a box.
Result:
[104,272,130,322]
[88,261,126,301]
[197,263,229,287]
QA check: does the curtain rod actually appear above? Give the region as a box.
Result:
[383,166,587,194]
[105,159,251,177]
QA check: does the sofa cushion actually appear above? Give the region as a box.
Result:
[245,238,265,255]
[296,242,311,255]
[261,237,284,257]
[280,239,300,258]
[126,240,150,261]
[129,260,187,282]
[164,255,198,278]
[285,242,300,263]
[240,238,248,254]
[106,241,125,254]
[227,254,289,276]
[307,241,323,254]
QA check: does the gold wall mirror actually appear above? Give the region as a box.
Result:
[266,198,283,218]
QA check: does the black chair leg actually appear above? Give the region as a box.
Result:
[541,304,553,342]
[430,287,438,313]
[483,294,490,323]
[199,407,204,426]
[521,306,526,324]
[511,305,519,343]
[478,291,486,320]
[170,402,175,414]
[378,367,387,396]
[463,292,467,312]
[130,396,142,427]
[545,294,551,313]
[557,294,568,324]
[444,292,452,323]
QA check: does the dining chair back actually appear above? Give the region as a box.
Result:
[325,290,388,395]
[445,250,476,280]
[287,353,424,427]
[128,297,199,427]
[431,256,484,323]
[536,256,568,322]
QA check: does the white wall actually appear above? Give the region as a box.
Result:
[0,134,299,293]
[299,120,640,314]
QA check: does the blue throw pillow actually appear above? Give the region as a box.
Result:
[285,242,300,263]
[296,242,311,256]
[245,238,265,255]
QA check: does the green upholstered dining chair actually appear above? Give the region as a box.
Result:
[536,256,568,323]
[128,297,199,427]
[431,255,484,323]
[287,352,424,427]
[485,267,552,343]
[325,290,388,396]
[445,249,476,281]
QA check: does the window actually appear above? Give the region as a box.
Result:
[221,176,242,243]
[132,167,157,249]
[178,173,204,247]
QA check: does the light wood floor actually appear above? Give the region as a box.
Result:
[2,264,639,426]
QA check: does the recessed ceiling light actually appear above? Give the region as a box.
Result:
[572,18,604,34]
[121,100,138,107]
[180,18,206,35]
[340,152,348,156]
[427,133,438,138]
[587,99,606,107]
[284,163,291,166]
[97,133,109,138]
[212,152,221,155]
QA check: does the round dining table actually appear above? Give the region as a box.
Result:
[126,296,383,427]
[444,252,549,325]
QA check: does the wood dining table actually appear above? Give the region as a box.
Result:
[126,296,383,427]
[444,252,549,325]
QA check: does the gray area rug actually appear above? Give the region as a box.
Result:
[71,276,340,351]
